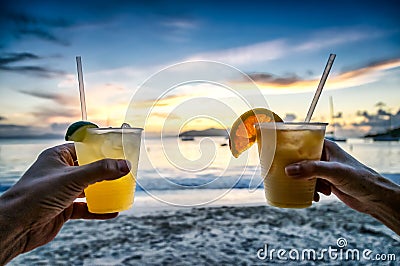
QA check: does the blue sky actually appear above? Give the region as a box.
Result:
[0,0,399,137]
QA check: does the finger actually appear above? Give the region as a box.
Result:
[315,179,331,196]
[62,143,77,161]
[323,139,362,169]
[64,158,131,187]
[70,202,119,220]
[25,144,76,177]
[313,191,320,202]
[38,143,77,166]
[285,160,353,187]
[320,139,332,161]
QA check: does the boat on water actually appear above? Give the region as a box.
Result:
[326,96,347,142]
[180,136,195,141]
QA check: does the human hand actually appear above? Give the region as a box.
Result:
[0,143,130,264]
[285,139,400,235]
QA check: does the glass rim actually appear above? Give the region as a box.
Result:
[255,122,328,129]
[87,127,143,134]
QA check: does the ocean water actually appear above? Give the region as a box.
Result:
[1,137,399,196]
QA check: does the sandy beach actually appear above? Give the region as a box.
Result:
[2,140,399,265]
[10,200,399,265]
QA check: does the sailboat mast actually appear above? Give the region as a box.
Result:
[329,96,335,135]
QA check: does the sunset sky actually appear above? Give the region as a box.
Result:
[0,0,399,138]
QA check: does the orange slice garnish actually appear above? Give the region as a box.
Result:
[229,108,282,158]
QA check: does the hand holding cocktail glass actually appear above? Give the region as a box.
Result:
[66,56,143,214]
[230,54,336,208]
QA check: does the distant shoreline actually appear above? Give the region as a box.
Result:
[364,126,400,138]
[0,134,64,140]
[179,128,228,137]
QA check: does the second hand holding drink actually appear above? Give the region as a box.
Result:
[229,54,336,209]
[229,110,327,208]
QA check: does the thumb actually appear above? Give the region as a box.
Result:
[67,159,131,187]
[285,160,354,187]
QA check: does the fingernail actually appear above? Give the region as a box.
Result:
[285,164,301,176]
[117,160,130,173]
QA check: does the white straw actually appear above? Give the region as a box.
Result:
[305,54,336,122]
[76,56,87,121]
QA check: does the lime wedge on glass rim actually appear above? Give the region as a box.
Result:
[65,121,98,141]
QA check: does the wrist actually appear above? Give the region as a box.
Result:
[0,194,27,264]
[367,176,400,235]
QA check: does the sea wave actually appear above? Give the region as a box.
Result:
[135,175,264,192]
[1,173,399,193]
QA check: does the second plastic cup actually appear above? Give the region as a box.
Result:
[74,127,143,213]
[256,122,327,208]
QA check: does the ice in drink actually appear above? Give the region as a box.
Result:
[256,122,327,208]
[75,127,142,213]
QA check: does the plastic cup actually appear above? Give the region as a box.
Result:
[74,127,143,213]
[256,122,327,208]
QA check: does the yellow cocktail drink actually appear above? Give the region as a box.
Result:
[256,122,327,208]
[75,127,142,213]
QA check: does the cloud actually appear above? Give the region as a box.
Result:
[159,17,199,43]
[3,12,71,46]
[0,123,64,138]
[5,12,70,27]
[135,93,194,108]
[247,73,303,86]
[149,112,181,120]
[50,122,71,132]
[338,58,400,80]
[17,28,70,46]
[0,52,40,64]
[161,18,198,30]
[0,52,66,77]
[18,90,76,105]
[293,28,380,53]
[30,106,80,123]
[329,107,400,138]
[0,124,41,138]
[0,65,65,77]
[245,57,400,93]
[0,124,31,137]
[187,39,287,65]
[187,27,386,66]
[353,108,400,133]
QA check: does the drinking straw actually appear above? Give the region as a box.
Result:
[76,56,87,121]
[304,54,336,122]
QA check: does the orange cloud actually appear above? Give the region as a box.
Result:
[246,58,400,93]
[135,94,193,108]
[149,112,181,120]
